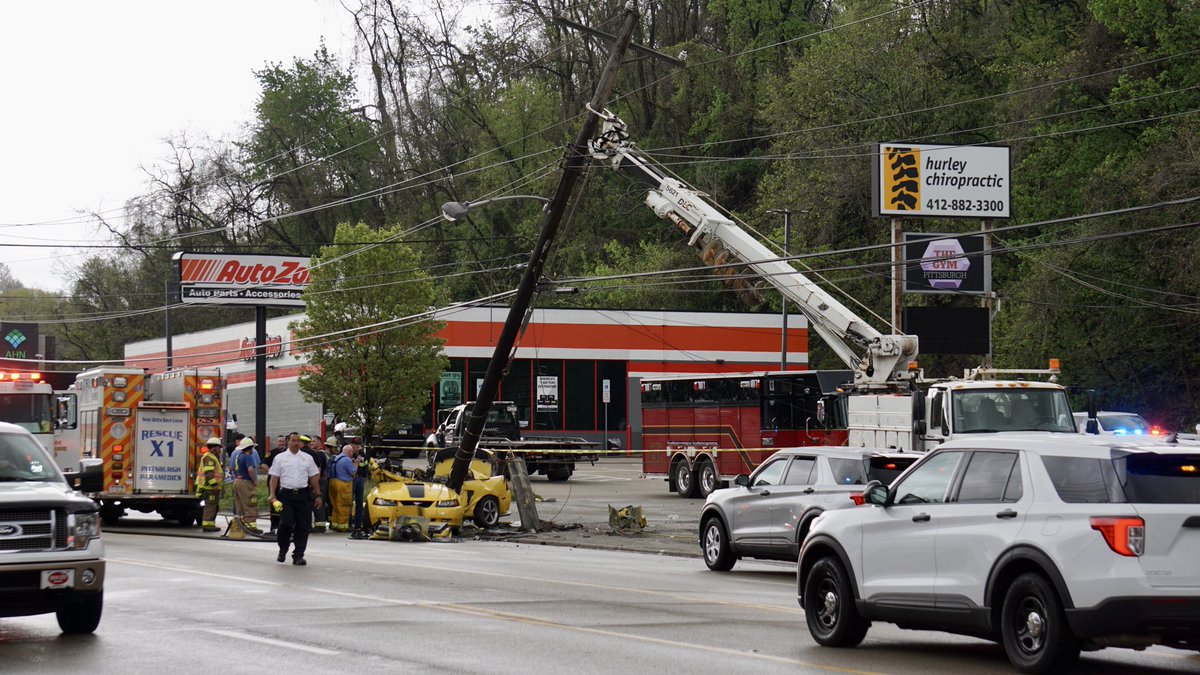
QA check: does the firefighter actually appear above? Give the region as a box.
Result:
[196,437,224,532]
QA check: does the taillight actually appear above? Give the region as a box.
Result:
[1090,516,1145,557]
[849,493,865,506]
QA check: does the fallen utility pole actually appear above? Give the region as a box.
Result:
[446,2,641,495]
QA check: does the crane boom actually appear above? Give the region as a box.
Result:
[589,112,917,388]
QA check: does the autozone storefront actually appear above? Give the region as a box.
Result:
[124,307,810,449]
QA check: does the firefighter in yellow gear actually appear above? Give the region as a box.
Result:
[196,438,224,532]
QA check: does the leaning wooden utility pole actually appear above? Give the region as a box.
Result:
[446,2,641,496]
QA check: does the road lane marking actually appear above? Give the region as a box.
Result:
[111,557,878,675]
[202,628,339,655]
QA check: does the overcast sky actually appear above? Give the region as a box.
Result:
[0,0,353,292]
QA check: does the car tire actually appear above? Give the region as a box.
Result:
[473,495,501,528]
[697,460,718,498]
[1000,573,1080,674]
[701,516,736,571]
[673,460,698,498]
[56,591,103,634]
[803,556,868,648]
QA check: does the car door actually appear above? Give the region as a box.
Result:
[934,451,1029,610]
[859,450,966,608]
[767,455,819,554]
[726,456,789,553]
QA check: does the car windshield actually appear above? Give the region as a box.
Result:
[1114,453,1200,504]
[0,392,54,434]
[0,431,63,483]
[953,388,1075,433]
[1099,414,1152,435]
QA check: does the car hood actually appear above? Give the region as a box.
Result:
[373,480,458,502]
[0,481,97,511]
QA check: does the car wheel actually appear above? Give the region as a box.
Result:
[697,460,718,498]
[473,495,501,528]
[1001,573,1080,674]
[546,466,572,482]
[56,591,103,634]
[701,516,736,571]
[673,460,698,498]
[803,556,868,647]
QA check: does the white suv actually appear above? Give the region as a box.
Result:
[796,436,1200,673]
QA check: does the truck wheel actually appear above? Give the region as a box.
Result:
[697,460,718,498]
[99,507,123,527]
[803,556,868,647]
[56,590,103,634]
[473,496,501,528]
[672,460,698,498]
[546,466,572,482]
[1001,573,1080,673]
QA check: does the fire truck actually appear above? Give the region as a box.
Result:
[76,366,228,526]
[0,370,55,454]
[587,111,1077,496]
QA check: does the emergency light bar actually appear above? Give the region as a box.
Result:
[0,371,43,381]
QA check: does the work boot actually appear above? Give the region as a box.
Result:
[292,556,307,566]
[276,550,287,564]
[202,525,220,532]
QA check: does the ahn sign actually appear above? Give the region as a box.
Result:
[173,253,312,307]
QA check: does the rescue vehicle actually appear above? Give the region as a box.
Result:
[75,366,228,526]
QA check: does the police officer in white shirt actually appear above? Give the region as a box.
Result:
[268,432,323,565]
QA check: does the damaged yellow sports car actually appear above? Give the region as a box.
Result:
[365,451,511,539]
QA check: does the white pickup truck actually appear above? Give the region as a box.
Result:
[0,422,106,633]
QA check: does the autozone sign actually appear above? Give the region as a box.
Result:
[173,253,311,306]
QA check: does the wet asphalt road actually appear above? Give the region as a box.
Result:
[2,528,1198,675]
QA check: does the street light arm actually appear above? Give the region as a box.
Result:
[441,195,553,221]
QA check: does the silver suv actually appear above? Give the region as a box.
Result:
[699,447,917,571]
[797,436,1200,673]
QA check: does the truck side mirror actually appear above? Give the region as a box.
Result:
[73,458,104,493]
[1086,418,1099,435]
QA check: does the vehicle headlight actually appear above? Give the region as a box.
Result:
[373,498,397,507]
[71,512,101,549]
[436,499,459,507]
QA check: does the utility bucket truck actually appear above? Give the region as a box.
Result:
[588,111,1077,492]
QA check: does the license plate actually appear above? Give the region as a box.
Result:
[109,485,127,494]
[40,569,75,589]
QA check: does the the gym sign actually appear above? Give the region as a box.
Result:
[902,232,990,295]
[173,253,312,307]
[872,143,1011,219]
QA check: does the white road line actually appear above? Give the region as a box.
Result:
[202,628,339,656]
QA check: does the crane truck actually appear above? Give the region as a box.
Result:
[587,111,1077,492]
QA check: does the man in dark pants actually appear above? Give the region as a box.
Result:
[267,432,322,565]
[349,436,370,538]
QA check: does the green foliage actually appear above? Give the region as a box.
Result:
[292,223,448,441]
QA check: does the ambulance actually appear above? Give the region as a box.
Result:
[0,370,55,454]
[76,366,228,526]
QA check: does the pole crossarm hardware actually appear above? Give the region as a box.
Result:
[446,2,642,493]
[440,195,552,221]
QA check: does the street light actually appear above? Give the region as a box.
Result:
[441,195,552,221]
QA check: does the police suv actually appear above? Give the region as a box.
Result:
[0,422,106,633]
[797,436,1200,673]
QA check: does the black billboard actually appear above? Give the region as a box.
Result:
[903,307,990,355]
[902,232,990,295]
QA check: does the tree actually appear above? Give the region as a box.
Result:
[291,222,448,443]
